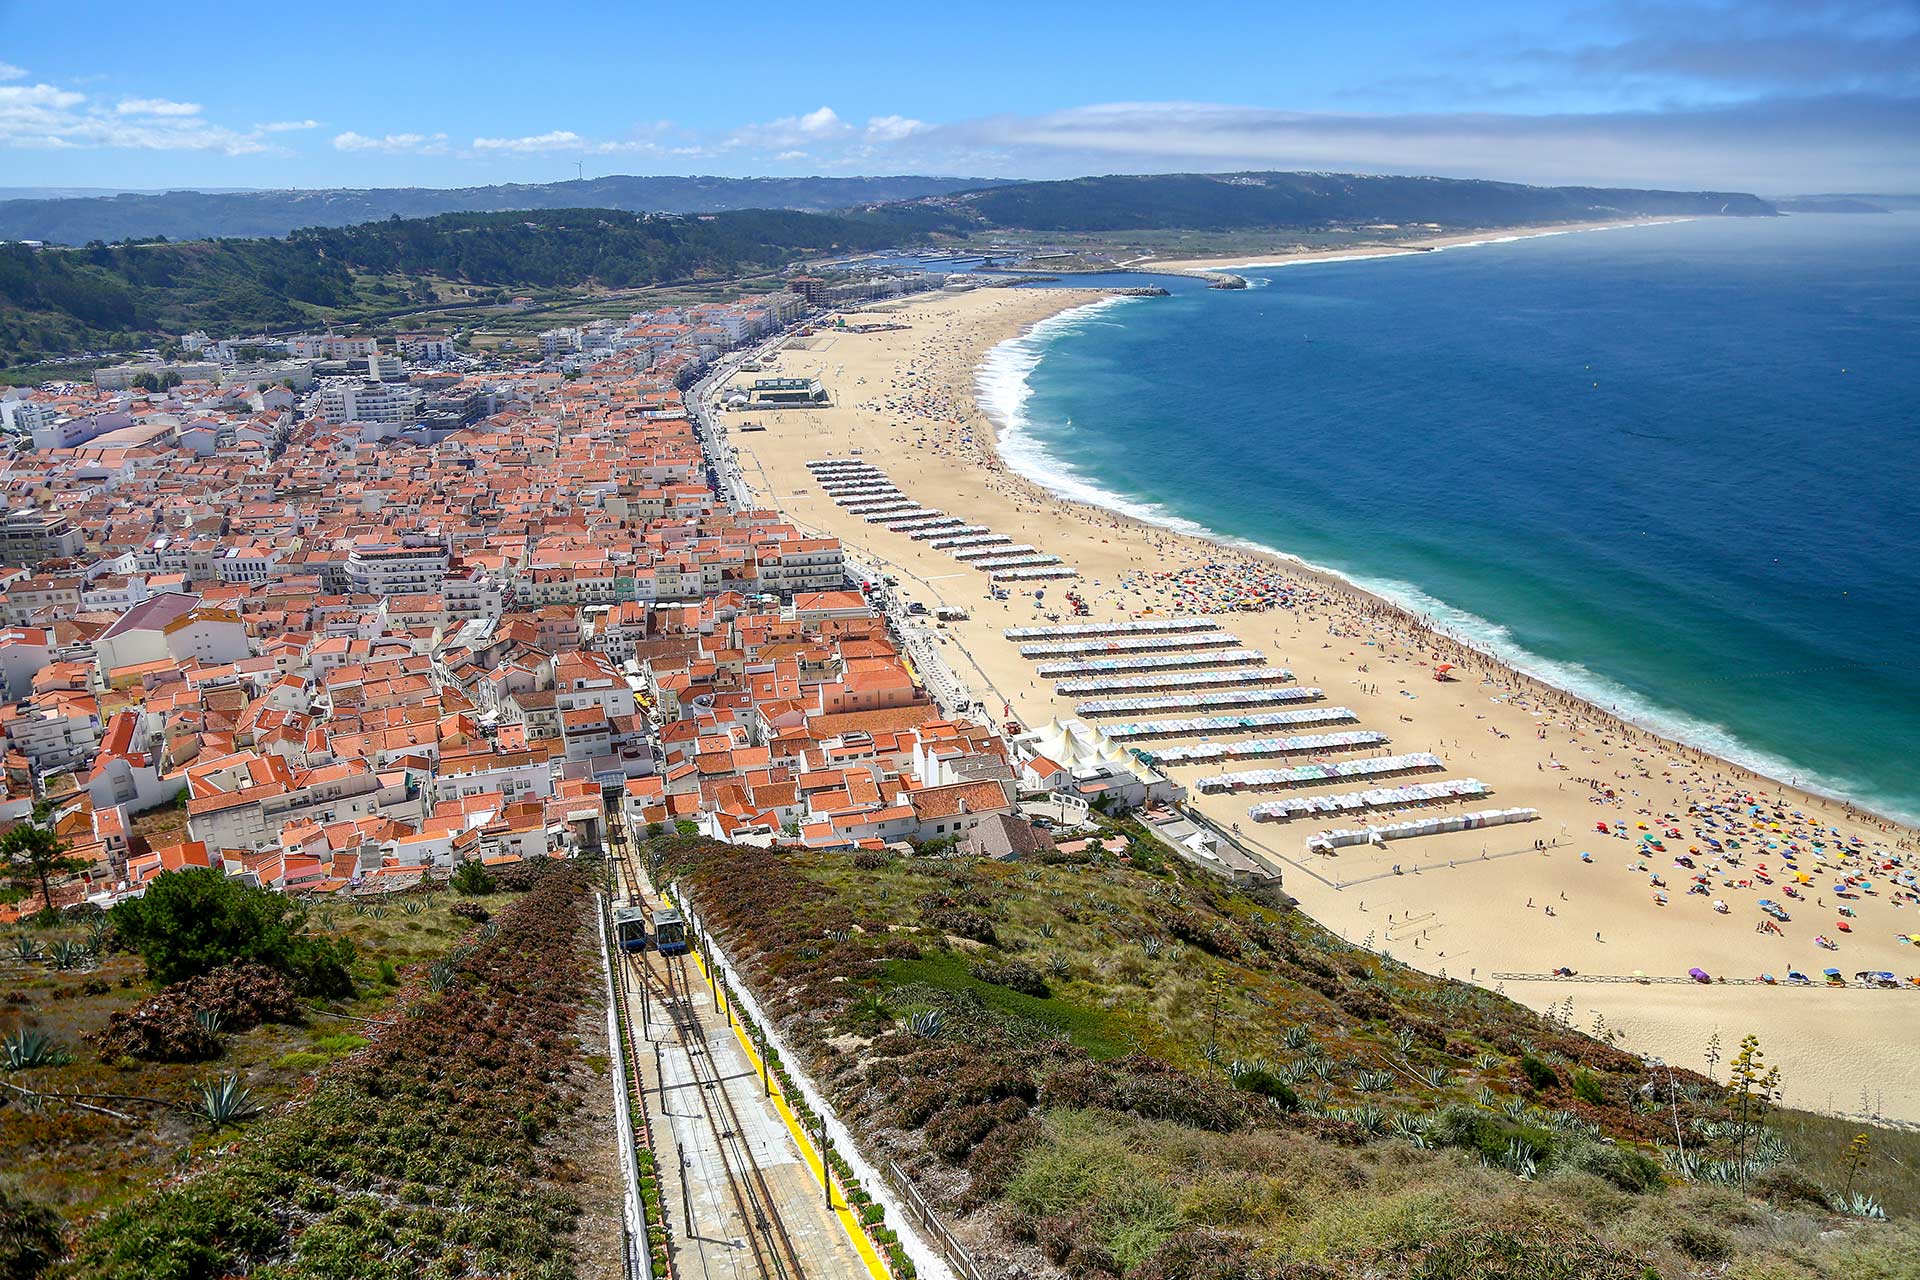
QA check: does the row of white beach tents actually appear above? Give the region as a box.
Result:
[1036,648,1265,677]
[1305,806,1538,851]
[1197,751,1444,794]
[1077,686,1323,716]
[1104,705,1358,740]
[1054,666,1294,695]
[1248,778,1488,823]
[1142,729,1389,765]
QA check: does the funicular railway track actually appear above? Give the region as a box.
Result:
[610,831,809,1280]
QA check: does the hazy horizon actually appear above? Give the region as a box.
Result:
[2,0,1915,194]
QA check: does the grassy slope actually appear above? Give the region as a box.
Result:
[41,860,602,1279]
[655,834,1919,1280]
[0,864,613,1278]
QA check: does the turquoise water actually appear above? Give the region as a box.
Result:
[978,215,1920,822]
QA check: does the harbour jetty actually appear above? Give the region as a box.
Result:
[1126,265,1248,289]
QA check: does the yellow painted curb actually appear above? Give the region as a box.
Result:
[686,941,894,1280]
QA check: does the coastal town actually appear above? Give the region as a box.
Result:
[5,253,1920,1129]
[0,273,1145,917]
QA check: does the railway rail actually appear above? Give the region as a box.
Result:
[610,829,811,1280]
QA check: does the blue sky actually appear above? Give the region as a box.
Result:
[1,0,1915,192]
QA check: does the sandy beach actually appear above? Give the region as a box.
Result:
[1147,217,1696,272]
[720,269,1920,1122]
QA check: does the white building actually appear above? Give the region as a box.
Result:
[345,545,450,597]
[316,379,420,425]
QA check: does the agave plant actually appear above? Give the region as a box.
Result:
[1418,1064,1451,1089]
[905,1009,945,1039]
[1839,1193,1887,1221]
[1502,1097,1531,1122]
[2,1029,72,1071]
[47,939,89,971]
[1046,955,1070,979]
[193,1010,226,1037]
[1353,1070,1396,1094]
[428,960,459,992]
[1494,1138,1538,1178]
[1476,1085,1500,1109]
[1140,937,1163,960]
[1391,1027,1417,1056]
[8,936,43,964]
[1389,1112,1434,1147]
[1341,1104,1388,1135]
[1036,921,1054,939]
[192,1073,262,1128]
[402,899,425,917]
[1281,1024,1314,1052]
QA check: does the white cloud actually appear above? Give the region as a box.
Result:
[471,130,588,154]
[864,114,927,142]
[257,119,320,133]
[776,150,810,161]
[0,63,26,82]
[332,130,449,155]
[795,106,843,137]
[469,129,667,157]
[725,105,854,150]
[0,81,279,155]
[116,97,202,117]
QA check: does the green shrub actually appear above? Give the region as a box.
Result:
[449,862,496,896]
[109,868,354,995]
[1430,1105,1555,1167]
[1555,1139,1662,1194]
[1231,1067,1299,1110]
[1520,1055,1560,1091]
[1571,1069,1606,1106]
[0,1181,64,1279]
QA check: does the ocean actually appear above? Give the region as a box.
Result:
[978,214,1920,823]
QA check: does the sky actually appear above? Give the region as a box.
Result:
[1,0,1915,194]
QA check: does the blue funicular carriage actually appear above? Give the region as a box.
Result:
[612,904,649,953]
[651,906,688,955]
